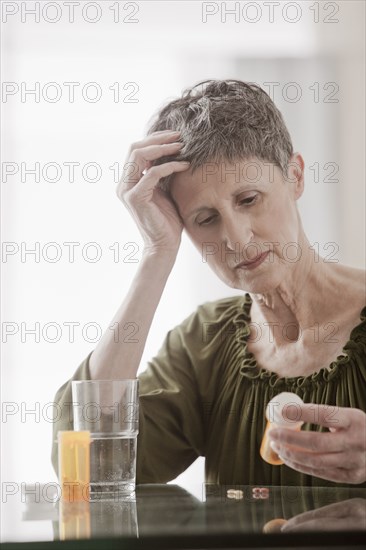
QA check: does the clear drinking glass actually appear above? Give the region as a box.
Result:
[71,380,139,500]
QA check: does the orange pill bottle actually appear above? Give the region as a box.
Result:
[260,392,304,465]
[58,430,90,502]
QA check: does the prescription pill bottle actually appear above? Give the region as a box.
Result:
[260,392,304,466]
[58,431,90,502]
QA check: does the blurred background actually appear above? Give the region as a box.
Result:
[1,0,365,536]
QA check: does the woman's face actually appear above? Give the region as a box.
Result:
[170,155,305,293]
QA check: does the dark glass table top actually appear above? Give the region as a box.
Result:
[2,483,365,548]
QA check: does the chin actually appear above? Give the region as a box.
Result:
[209,258,284,294]
[223,271,281,294]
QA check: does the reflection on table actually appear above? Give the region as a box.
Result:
[17,484,366,547]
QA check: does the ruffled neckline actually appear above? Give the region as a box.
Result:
[235,293,366,387]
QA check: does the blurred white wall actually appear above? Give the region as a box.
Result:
[1,1,365,522]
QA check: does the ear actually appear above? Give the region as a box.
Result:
[286,153,305,200]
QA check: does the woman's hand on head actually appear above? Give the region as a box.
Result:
[117,130,190,257]
[268,404,366,484]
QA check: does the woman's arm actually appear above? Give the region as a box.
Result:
[89,250,176,379]
[89,130,190,380]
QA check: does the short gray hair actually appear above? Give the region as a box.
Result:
[146,79,293,191]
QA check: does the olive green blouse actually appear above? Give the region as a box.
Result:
[52,294,366,487]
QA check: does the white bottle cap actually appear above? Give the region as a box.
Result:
[265,392,304,428]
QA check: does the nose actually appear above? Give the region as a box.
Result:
[221,213,254,252]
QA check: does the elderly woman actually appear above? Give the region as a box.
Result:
[52,80,366,487]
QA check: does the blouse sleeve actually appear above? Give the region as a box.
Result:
[136,313,205,482]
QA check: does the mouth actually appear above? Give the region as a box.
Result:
[235,251,270,270]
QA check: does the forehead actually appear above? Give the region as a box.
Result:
[171,158,280,197]
[170,158,283,217]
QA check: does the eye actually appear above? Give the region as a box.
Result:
[238,194,258,206]
[196,213,217,226]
